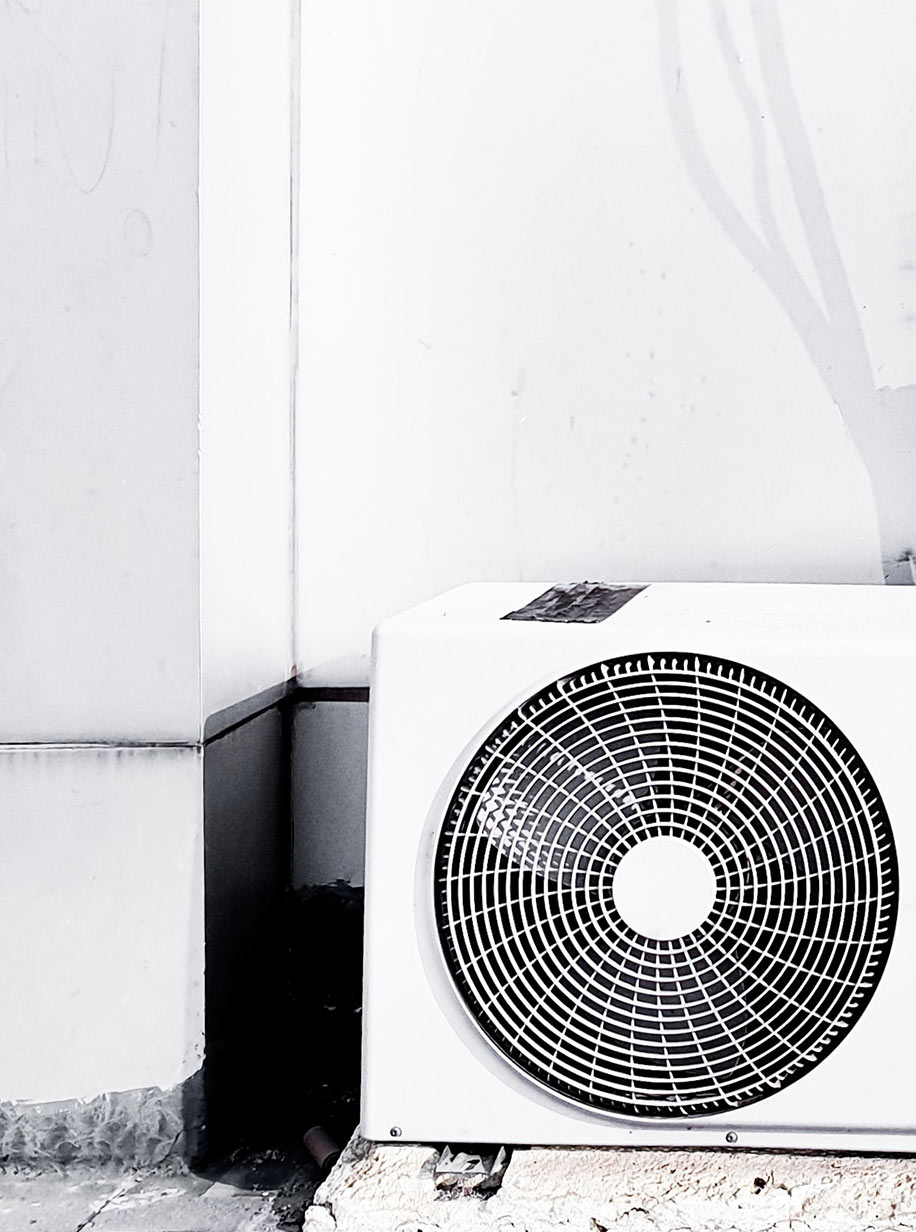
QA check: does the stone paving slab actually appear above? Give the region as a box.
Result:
[0,1166,295,1231]
[0,1171,131,1232]
[91,1174,278,1231]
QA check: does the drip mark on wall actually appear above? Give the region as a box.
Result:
[124,208,154,257]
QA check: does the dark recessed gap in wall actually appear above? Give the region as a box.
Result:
[195,685,324,1228]
[203,702,293,1161]
[201,685,366,1165]
[287,881,364,1147]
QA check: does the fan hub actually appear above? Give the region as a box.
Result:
[612,836,716,940]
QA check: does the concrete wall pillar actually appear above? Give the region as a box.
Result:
[0,0,295,1166]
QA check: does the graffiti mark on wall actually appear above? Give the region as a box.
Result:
[659,0,916,582]
[0,0,172,192]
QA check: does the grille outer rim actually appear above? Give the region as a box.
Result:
[432,652,898,1120]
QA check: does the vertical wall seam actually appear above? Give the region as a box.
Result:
[289,0,302,680]
[195,0,205,742]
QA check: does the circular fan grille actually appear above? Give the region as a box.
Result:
[434,653,897,1118]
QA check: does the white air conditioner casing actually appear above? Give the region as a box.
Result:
[362,582,916,1151]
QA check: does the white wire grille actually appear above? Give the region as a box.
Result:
[434,654,897,1118]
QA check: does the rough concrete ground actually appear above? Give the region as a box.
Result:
[305,1134,916,1232]
[11,1133,916,1232]
[0,1151,321,1232]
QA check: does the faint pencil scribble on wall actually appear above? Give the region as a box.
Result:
[0,0,173,191]
[658,0,916,582]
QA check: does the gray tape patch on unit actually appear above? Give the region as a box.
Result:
[502,582,646,624]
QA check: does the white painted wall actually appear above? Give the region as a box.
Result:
[0,0,205,1107]
[0,0,295,742]
[297,0,916,687]
[0,747,204,1104]
[0,0,200,742]
[200,0,296,721]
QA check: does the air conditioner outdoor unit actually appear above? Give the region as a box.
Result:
[362,581,915,1151]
